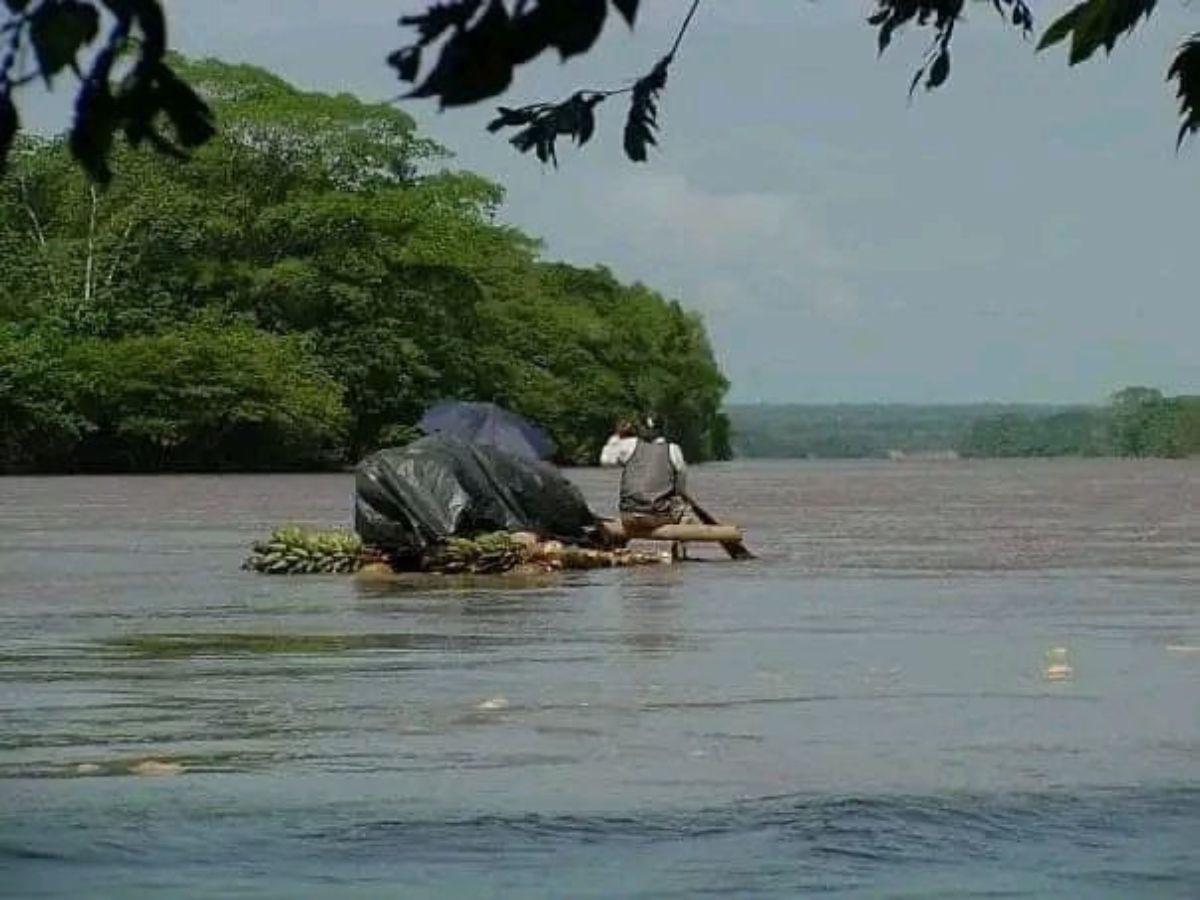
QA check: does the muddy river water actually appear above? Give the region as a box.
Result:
[1,460,1197,896]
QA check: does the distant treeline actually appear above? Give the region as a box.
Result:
[730,388,1200,460]
[0,59,729,474]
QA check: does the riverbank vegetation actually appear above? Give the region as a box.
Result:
[0,57,729,473]
[958,388,1200,460]
[730,389,1200,460]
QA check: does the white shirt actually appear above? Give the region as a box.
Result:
[599,436,687,474]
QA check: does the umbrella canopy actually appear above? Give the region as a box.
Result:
[417,401,556,462]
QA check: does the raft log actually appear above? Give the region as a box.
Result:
[600,521,744,543]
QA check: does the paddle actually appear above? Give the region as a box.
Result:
[682,494,755,560]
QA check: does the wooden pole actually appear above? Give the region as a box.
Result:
[681,495,756,560]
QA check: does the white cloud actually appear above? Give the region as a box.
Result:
[569,169,857,324]
[591,170,839,267]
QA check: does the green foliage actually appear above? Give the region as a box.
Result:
[0,57,729,472]
[730,395,1199,460]
[1106,386,1198,458]
[729,403,1029,459]
[1176,396,1200,452]
[0,320,346,472]
[958,389,1200,459]
[474,263,730,464]
[63,322,346,471]
[0,324,86,470]
[957,409,1110,458]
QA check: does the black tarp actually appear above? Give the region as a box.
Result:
[354,435,599,552]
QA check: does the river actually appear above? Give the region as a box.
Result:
[1,460,1197,897]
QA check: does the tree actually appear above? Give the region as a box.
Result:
[1108,386,1179,457]
[0,323,86,470]
[1,2,1195,181]
[1,55,733,470]
[2,57,487,455]
[63,322,349,471]
[1175,396,1200,454]
[956,408,1110,457]
[0,319,348,472]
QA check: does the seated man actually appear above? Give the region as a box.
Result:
[599,418,694,546]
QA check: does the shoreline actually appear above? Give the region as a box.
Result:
[3,454,1197,477]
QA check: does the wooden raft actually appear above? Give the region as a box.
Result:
[599,520,744,543]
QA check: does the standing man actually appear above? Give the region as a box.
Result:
[600,418,693,550]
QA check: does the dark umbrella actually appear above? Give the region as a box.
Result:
[417,401,556,461]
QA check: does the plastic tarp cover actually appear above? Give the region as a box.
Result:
[354,435,599,552]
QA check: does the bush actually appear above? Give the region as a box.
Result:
[62,323,348,471]
[0,325,86,472]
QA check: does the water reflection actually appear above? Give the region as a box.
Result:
[104,631,530,658]
[616,568,690,655]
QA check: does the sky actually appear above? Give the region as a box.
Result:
[21,1,1200,403]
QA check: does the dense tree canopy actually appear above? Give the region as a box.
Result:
[0,57,730,472]
[958,388,1200,457]
[0,1,1196,180]
[729,390,1200,460]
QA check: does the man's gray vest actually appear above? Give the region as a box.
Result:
[619,439,678,515]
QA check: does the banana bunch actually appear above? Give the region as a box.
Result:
[421,532,527,575]
[243,526,365,575]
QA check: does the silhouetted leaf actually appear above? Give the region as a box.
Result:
[396,1,698,165]
[927,47,950,88]
[51,1,217,181]
[1169,34,1200,148]
[624,54,669,162]
[3,0,33,12]
[510,0,606,63]
[390,1,484,83]
[67,35,215,183]
[151,63,218,149]
[409,0,513,107]
[1007,1,1032,30]
[490,91,604,165]
[0,91,17,175]
[128,0,169,60]
[871,1,1031,92]
[1037,0,1156,65]
[508,118,556,163]
[30,0,100,83]
[69,42,119,181]
[868,1,961,56]
[399,0,483,46]
[487,103,544,132]
[574,95,599,144]
[1037,8,1080,51]
[611,0,638,27]
[387,46,422,82]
